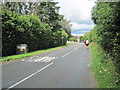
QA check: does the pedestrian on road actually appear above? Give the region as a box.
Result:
[85,40,90,48]
[84,40,90,48]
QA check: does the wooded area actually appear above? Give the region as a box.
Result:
[1,2,72,56]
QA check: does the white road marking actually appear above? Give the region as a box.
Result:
[62,47,78,58]
[73,48,77,51]
[45,57,56,62]
[34,57,48,62]
[41,57,53,62]
[22,56,57,63]
[35,57,47,62]
[6,62,54,90]
[62,52,71,57]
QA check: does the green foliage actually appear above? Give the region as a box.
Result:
[83,2,120,88]
[51,30,68,47]
[1,2,28,15]
[91,2,120,63]
[2,10,52,56]
[1,2,71,36]
[2,10,19,56]
[52,31,62,47]
[68,36,77,42]
[36,2,71,36]
[90,43,120,88]
[18,15,52,51]
[82,32,91,41]
[36,2,61,31]
[60,19,72,37]
[62,30,69,45]
[2,2,70,56]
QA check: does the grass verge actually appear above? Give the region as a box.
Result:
[89,43,120,88]
[2,42,75,62]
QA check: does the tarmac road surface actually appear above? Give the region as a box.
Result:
[2,43,96,89]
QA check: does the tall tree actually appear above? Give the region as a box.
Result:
[60,18,72,37]
[36,2,62,31]
[1,2,31,15]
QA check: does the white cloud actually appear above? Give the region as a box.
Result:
[56,0,96,24]
[72,34,84,36]
[71,22,95,30]
[55,0,96,35]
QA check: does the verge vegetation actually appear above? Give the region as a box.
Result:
[90,43,120,88]
[2,42,75,62]
[82,2,120,88]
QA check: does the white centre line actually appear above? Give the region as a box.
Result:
[73,48,77,51]
[62,52,71,57]
[6,62,54,90]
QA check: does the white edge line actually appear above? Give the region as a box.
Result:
[6,62,54,90]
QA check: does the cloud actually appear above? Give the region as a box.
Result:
[72,34,84,36]
[71,22,95,30]
[56,0,96,24]
[55,0,96,35]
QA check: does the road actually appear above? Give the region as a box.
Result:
[2,43,96,89]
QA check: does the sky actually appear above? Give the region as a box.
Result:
[55,0,96,36]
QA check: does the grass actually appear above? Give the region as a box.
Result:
[89,43,120,88]
[2,42,75,62]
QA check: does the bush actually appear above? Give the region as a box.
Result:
[90,43,120,88]
[2,10,69,56]
[18,15,52,51]
[62,30,68,45]
[83,2,120,87]
[2,11,53,56]
[68,36,77,42]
